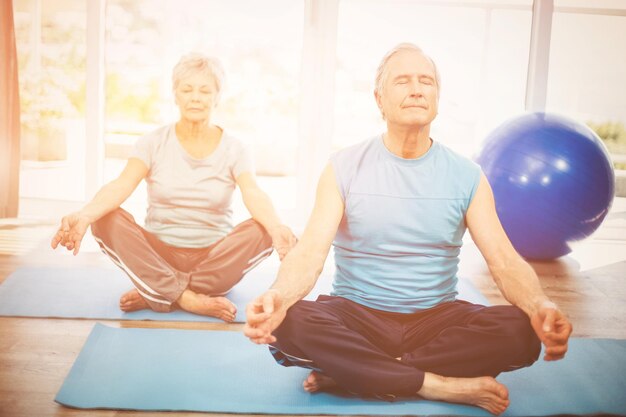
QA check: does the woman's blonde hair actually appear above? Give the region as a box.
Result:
[172,52,225,103]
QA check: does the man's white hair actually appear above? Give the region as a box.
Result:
[172,52,225,103]
[374,43,441,97]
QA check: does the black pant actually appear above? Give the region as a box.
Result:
[270,295,541,398]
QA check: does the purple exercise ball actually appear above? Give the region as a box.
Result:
[475,112,615,260]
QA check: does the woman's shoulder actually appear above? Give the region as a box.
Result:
[133,124,174,151]
[142,124,174,142]
[219,129,250,152]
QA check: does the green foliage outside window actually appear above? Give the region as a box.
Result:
[587,121,626,170]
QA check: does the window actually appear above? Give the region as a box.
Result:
[333,0,532,158]
[104,0,304,221]
[547,5,626,167]
[14,0,87,200]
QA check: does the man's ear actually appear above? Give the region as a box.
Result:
[374,90,385,120]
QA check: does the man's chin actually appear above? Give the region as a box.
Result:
[393,117,434,127]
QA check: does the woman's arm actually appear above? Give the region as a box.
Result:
[236,172,297,259]
[51,158,148,254]
[80,158,148,222]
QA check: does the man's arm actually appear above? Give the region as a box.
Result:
[244,163,344,344]
[466,173,572,361]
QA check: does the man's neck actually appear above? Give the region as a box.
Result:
[384,124,432,159]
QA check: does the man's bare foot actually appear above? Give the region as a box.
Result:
[119,289,149,312]
[177,289,237,322]
[303,371,338,393]
[418,372,510,415]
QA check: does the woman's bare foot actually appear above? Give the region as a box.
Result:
[119,289,149,312]
[303,371,338,393]
[418,372,510,415]
[177,289,237,322]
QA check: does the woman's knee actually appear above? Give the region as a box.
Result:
[235,219,272,247]
[91,208,132,238]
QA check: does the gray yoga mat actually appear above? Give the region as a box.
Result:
[56,324,626,416]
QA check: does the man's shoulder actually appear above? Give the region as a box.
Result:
[436,142,480,171]
[331,135,380,164]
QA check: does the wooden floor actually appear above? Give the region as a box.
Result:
[0,198,625,417]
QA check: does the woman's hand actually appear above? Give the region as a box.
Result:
[268,225,298,260]
[50,212,92,255]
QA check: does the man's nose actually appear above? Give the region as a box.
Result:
[409,80,423,96]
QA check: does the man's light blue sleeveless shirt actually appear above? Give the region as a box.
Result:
[330,135,481,313]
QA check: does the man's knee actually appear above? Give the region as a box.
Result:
[273,301,339,348]
[275,301,318,340]
[270,300,341,370]
[495,306,541,365]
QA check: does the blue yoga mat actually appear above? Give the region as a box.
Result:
[56,324,626,416]
[0,265,488,323]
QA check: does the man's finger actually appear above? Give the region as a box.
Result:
[242,323,256,336]
[544,352,566,361]
[556,318,573,337]
[544,328,569,343]
[245,310,270,326]
[542,309,556,333]
[244,326,268,339]
[252,335,276,345]
[263,293,275,314]
[247,331,275,345]
[545,344,568,356]
[249,297,267,313]
[261,335,277,344]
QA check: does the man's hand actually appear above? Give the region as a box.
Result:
[243,289,287,345]
[50,213,91,256]
[268,225,298,260]
[530,300,573,361]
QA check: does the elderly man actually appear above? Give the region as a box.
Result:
[244,43,572,415]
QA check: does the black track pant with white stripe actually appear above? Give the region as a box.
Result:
[90,208,273,312]
[270,295,541,398]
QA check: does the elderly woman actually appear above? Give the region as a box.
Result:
[51,53,297,322]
